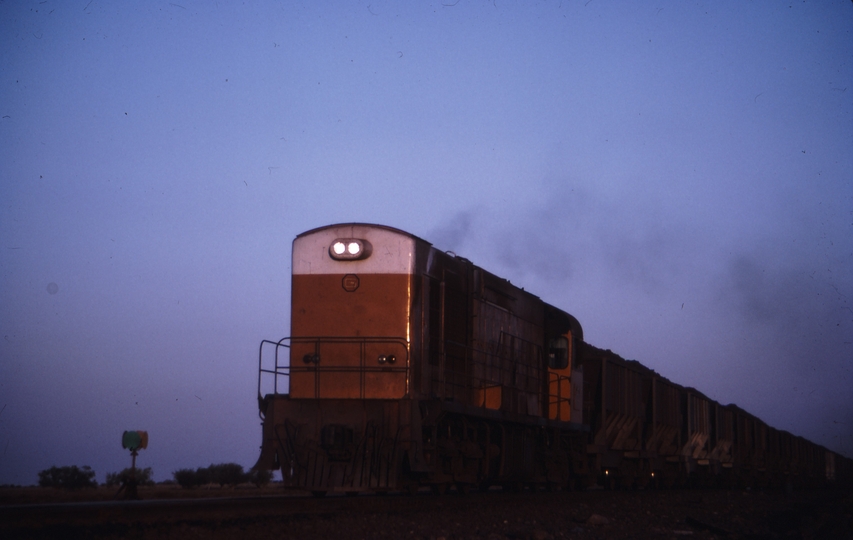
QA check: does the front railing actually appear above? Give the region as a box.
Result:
[258,336,410,400]
[258,335,578,421]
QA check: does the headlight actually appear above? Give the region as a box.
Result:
[329,238,372,260]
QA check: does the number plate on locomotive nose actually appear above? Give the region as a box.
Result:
[342,274,360,292]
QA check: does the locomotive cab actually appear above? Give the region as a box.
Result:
[546,333,583,425]
[544,306,584,425]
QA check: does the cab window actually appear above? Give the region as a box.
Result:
[548,337,568,369]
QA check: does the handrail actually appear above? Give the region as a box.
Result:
[258,336,410,400]
[259,335,576,420]
[547,371,572,421]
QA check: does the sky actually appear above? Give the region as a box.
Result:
[1,1,851,486]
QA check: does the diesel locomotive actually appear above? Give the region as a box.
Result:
[253,223,850,495]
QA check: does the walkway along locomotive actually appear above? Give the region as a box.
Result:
[253,224,849,495]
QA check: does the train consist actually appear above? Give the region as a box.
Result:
[253,223,851,495]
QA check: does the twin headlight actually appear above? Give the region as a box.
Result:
[329,238,372,260]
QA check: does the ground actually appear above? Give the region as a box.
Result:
[1,484,851,539]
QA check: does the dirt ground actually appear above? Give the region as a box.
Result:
[0,482,282,505]
[2,484,851,539]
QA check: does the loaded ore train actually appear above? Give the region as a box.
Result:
[253,223,851,495]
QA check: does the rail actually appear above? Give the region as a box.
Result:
[258,336,410,400]
[548,371,573,422]
[259,335,577,420]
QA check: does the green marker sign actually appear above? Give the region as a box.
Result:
[122,430,148,451]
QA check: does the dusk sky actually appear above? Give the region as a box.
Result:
[1,1,851,486]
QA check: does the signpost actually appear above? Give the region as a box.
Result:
[117,430,148,499]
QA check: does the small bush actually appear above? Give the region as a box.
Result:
[173,468,201,489]
[105,467,154,487]
[172,463,269,488]
[207,463,245,487]
[247,468,274,487]
[37,465,97,490]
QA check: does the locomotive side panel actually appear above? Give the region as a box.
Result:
[418,251,474,404]
[420,252,554,417]
[472,298,545,416]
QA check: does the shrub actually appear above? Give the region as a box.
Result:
[193,465,211,486]
[105,467,154,487]
[247,468,273,487]
[172,463,267,488]
[37,465,97,490]
[173,468,201,489]
[207,463,245,487]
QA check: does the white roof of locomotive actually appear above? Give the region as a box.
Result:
[292,223,421,275]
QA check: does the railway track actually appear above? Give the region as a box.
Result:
[3,486,851,539]
[2,490,440,523]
